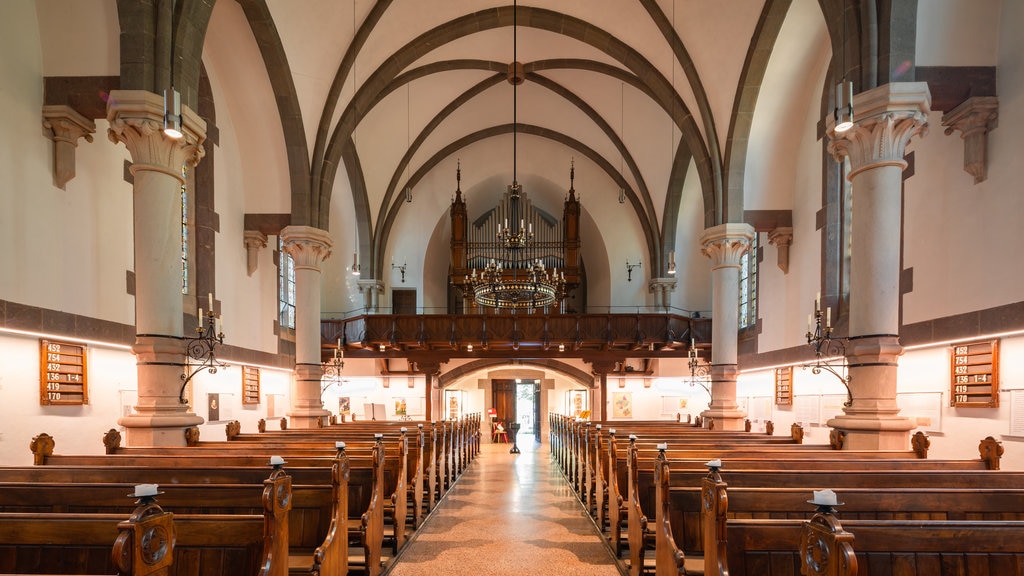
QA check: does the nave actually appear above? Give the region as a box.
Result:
[387,441,621,576]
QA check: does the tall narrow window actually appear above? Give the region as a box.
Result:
[739,233,760,329]
[180,164,189,294]
[279,236,296,329]
[840,158,853,307]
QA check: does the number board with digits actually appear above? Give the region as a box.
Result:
[39,339,88,405]
[949,339,998,408]
[774,366,793,406]
[242,366,261,405]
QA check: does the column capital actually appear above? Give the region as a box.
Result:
[357,278,385,292]
[827,82,931,178]
[700,223,754,269]
[767,226,793,274]
[106,90,206,178]
[281,225,333,270]
[243,230,268,277]
[648,277,677,293]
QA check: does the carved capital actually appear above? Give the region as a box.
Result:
[942,96,998,184]
[768,226,793,274]
[647,277,677,294]
[827,82,931,178]
[41,105,96,190]
[106,90,206,179]
[244,230,268,277]
[281,225,333,270]
[700,223,754,269]
[357,278,385,293]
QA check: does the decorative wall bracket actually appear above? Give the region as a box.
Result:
[243,230,268,277]
[767,227,793,274]
[941,96,998,184]
[42,105,95,190]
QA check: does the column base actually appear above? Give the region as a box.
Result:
[826,414,915,450]
[287,409,331,429]
[699,408,747,430]
[118,412,205,447]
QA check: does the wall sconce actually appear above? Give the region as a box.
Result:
[667,251,676,275]
[321,339,344,395]
[405,187,413,203]
[378,344,386,352]
[391,259,407,283]
[163,88,183,140]
[351,252,361,276]
[466,343,473,352]
[626,259,642,282]
[803,292,853,406]
[558,343,565,352]
[179,293,226,404]
[618,187,626,204]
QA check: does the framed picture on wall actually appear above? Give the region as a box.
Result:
[445,389,465,420]
[567,389,588,417]
[612,391,633,418]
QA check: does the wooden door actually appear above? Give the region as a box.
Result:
[492,379,516,432]
[392,288,416,315]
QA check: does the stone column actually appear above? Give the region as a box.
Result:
[590,360,617,421]
[648,278,677,312]
[826,82,930,450]
[415,360,442,423]
[108,90,206,446]
[282,226,333,429]
[699,223,754,430]
[358,278,383,313]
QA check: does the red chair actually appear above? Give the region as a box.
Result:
[492,422,508,443]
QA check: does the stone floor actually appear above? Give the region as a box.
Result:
[385,438,623,576]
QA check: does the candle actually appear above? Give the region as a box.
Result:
[216,316,222,334]
[208,292,213,310]
[815,292,821,312]
[826,307,831,328]
[807,314,812,333]
[691,336,696,347]
[198,307,203,319]
[813,489,838,505]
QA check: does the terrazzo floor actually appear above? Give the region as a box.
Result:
[385,438,624,576]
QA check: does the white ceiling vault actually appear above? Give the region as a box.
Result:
[210,0,830,289]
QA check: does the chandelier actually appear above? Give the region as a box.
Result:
[466,0,565,311]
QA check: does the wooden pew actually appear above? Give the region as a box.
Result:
[0,470,291,576]
[699,465,1024,576]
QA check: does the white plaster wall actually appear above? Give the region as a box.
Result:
[903,0,1024,323]
[0,333,133,465]
[667,158,712,315]
[916,0,1002,66]
[0,3,134,321]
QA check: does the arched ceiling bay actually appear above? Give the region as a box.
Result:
[231,0,799,276]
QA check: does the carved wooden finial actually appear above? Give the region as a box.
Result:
[257,418,266,433]
[829,428,845,450]
[184,426,200,447]
[103,428,122,454]
[30,432,55,465]
[280,417,288,431]
[744,419,752,432]
[765,420,774,436]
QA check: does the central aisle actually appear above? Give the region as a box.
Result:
[386,439,623,576]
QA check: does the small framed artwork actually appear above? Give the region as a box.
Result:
[612,391,633,418]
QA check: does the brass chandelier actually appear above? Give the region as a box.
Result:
[466,0,565,311]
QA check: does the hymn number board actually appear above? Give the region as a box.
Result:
[242,366,261,405]
[774,367,793,406]
[39,339,88,405]
[950,339,999,408]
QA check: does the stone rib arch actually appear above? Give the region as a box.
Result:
[438,359,595,390]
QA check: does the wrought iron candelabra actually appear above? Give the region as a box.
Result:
[687,337,711,397]
[803,296,853,406]
[179,307,227,404]
[322,341,345,395]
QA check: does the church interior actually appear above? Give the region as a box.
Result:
[1,0,1023,573]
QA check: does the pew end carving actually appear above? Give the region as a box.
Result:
[104,428,122,454]
[791,423,804,444]
[979,436,1004,470]
[225,420,241,440]
[30,432,55,465]
[911,431,930,459]
[829,428,845,450]
[184,426,200,447]
[799,509,857,576]
[112,499,175,576]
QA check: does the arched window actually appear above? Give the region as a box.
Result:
[278,236,296,329]
[739,232,760,330]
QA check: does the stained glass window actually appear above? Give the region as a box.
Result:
[181,164,189,294]
[279,236,296,329]
[739,233,759,329]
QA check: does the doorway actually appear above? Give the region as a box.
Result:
[515,379,540,440]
